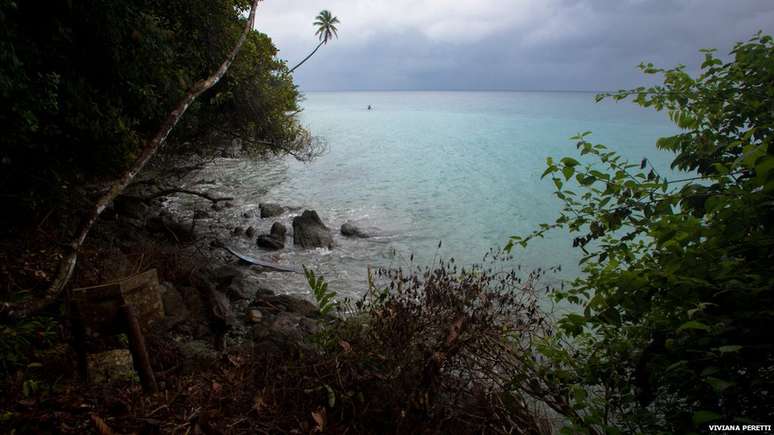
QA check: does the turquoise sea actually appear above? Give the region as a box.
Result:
[180,91,678,299]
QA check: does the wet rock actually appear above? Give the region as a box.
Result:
[232,227,244,236]
[245,226,256,238]
[259,203,285,218]
[256,235,284,250]
[226,276,252,300]
[270,222,287,238]
[221,138,243,158]
[268,313,305,342]
[210,265,252,300]
[292,210,333,249]
[256,222,287,250]
[212,264,242,283]
[255,286,275,299]
[299,316,322,336]
[258,294,318,317]
[341,221,370,238]
[254,311,322,351]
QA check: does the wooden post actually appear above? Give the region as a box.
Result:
[70,304,89,383]
[120,304,158,393]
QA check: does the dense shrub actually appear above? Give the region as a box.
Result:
[511,33,774,433]
[259,256,565,433]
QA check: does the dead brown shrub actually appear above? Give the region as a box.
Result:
[249,254,561,434]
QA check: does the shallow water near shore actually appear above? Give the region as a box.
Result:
[167,91,677,300]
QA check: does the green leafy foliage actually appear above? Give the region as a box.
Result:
[304,266,337,315]
[0,316,57,374]
[510,33,774,433]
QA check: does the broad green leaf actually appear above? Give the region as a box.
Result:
[677,320,710,332]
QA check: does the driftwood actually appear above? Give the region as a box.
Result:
[0,0,263,322]
[223,245,298,272]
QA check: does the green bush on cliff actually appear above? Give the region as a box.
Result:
[510,32,774,433]
[0,0,304,216]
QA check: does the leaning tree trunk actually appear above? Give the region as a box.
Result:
[289,40,324,73]
[0,0,263,321]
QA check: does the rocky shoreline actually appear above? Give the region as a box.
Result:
[2,160,559,434]
[84,171,379,379]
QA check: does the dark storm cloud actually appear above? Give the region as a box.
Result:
[255,0,774,91]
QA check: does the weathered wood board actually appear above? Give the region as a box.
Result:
[72,269,164,336]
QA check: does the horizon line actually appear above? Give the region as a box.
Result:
[299,89,614,94]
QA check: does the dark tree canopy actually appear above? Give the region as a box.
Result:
[0,0,305,216]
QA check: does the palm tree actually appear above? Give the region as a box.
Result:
[289,10,339,73]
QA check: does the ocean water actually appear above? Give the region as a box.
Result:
[173,91,678,300]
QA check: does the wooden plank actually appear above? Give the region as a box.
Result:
[72,282,123,336]
[72,269,164,335]
[120,269,163,332]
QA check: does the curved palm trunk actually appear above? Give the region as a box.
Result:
[289,40,324,73]
[0,0,262,321]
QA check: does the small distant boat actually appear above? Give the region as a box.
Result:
[223,245,297,272]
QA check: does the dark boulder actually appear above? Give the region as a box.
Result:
[260,203,285,218]
[340,221,370,238]
[221,138,243,158]
[292,210,333,249]
[256,222,287,250]
[256,235,284,250]
[264,294,318,317]
[245,226,256,238]
[270,222,287,238]
[211,265,253,300]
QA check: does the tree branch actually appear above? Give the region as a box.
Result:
[142,189,233,203]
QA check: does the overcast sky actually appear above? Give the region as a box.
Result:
[254,0,774,91]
